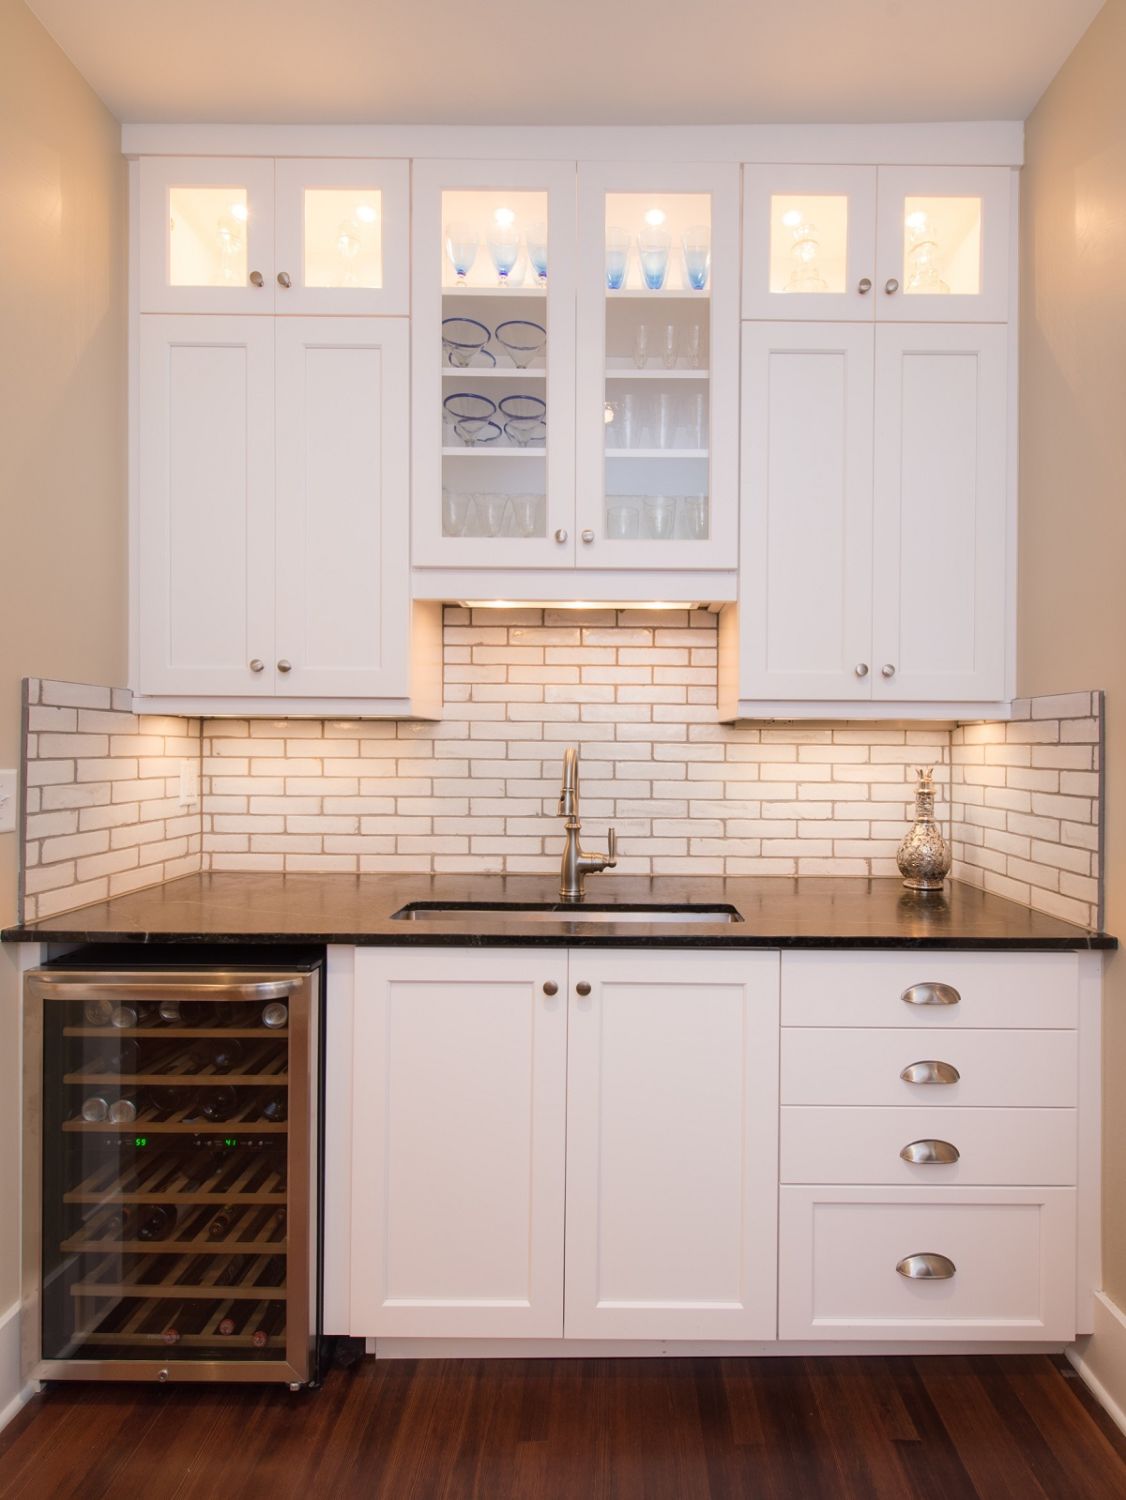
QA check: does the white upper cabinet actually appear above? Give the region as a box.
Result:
[743,164,1012,324]
[576,162,740,570]
[411,159,578,568]
[139,157,409,315]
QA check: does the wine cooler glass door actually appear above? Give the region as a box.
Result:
[26,968,317,1385]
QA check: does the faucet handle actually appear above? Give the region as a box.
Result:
[606,826,617,868]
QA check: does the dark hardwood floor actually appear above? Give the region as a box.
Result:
[1,1354,1125,1500]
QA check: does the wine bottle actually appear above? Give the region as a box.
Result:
[98,1206,135,1240]
[252,1304,286,1348]
[259,1090,288,1124]
[160,1324,181,1346]
[216,1256,247,1287]
[148,1085,199,1120]
[261,1254,287,1287]
[158,1000,213,1027]
[110,1003,137,1029]
[208,1206,236,1239]
[80,1096,110,1123]
[261,1002,288,1030]
[115,1039,141,1075]
[138,1204,178,1242]
[83,999,113,1026]
[201,1086,238,1123]
[208,1038,244,1074]
[108,1097,137,1124]
[217,1315,237,1336]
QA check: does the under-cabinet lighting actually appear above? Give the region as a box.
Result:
[459,599,707,610]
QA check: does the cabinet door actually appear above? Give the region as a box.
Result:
[875,167,1012,323]
[139,158,276,314]
[576,162,739,569]
[411,159,577,568]
[742,165,878,321]
[274,159,410,315]
[349,949,568,1338]
[740,323,874,701]
[564,950,779,1340]
[137,316,276,695]
[274,318,410,697]
[872,324,1007,702]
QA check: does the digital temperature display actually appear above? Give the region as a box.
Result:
[223,1137,238,1148]
[133,1136,149,1148]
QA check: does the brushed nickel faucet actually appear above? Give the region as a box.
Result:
[557,746,616,902]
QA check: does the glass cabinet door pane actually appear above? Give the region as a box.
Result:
[902,197,981,296]
[169,187,250,287]
[602,191,711,547]
[303,188,383,288]
[768,195,849,295]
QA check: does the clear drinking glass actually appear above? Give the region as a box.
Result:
[495,320,546,369]
[442,489,472,536]
[681,494,708,540]
[638,226,671,290]
[510,494,542,536]
[504,417,547,448]
[441,317,491,368]
[444,221,480,285]
[633,323,650,369]
[605,227,630,290]
[526,222,549,284]
[655,392,675,449]
[498,393,547,424]
[454,418,501,447]
[680,322,702,369]
[661,322,678,369]
[644,495,678,539]
[487,223,521,286]
[478,493,510,536]
[682,226,711,291]
[606,501,640,539]
[687,391,707,449]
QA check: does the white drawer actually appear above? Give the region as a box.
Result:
[780,1106,1077,1186]
[781,1028,1077,1108]
[779,1186,1077,1341]
[781,951,1078,1029]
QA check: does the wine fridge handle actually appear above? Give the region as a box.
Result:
[32,978,301,1001]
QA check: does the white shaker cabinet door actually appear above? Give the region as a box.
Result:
[274,318,411,698]
[349,948,568,1339]
[740,322,875,702]
[137,316,277,696]
[871,323,1007,702]
[564,949,779,1340]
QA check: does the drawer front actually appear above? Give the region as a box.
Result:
[781,1106,1077,1186]
[779,1186,1077,1341]
[781,1028,1077,1108]
[781,951,1078,1029]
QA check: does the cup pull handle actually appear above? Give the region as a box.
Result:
[900,1060,960,1085]
[900,1139,960,1165]
[902,982,961,1007]
[897,1253,955,1280]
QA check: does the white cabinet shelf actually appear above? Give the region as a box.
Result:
[606,448,707,459]
[441,446,546,458]
[440,367,546,378]
[604,368,710,380]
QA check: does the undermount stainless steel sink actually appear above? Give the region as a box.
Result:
[391,903,743,925]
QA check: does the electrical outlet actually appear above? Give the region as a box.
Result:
[0,770,16,833]
[178,759,200,810]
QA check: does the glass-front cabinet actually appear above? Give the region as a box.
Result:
[575,163,739,570]
[743,164,1010,324]
[411,159,577,568]
[138,157,409,314]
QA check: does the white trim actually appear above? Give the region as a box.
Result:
[121,122,1025,168]
[322,946,355,1336]
[0,1302,35,1436]
[374,1335,1064,1360]
[1077,952,1103,1333]
[130,696,436,719]
[410,569,738,603]
[733,699,1013,722]
[1069,1291,1126,1439]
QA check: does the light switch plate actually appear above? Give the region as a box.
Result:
[178,758,200,809]
[0,770,17,833]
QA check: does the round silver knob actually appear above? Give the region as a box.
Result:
[554,528,568,544]
[249,658,265,673]
[885,277,900,295]
[581,529,595,544]
[576,981,592,997]
[881,663,896,678]
[249,271,264,288]
[542,981,558,997]
[854,663,869,677]
[277,271,292,289]
[858,277,872,294]
[277,659,292,674]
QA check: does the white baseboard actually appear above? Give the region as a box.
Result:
[0,1303,35,1435]
[1069,1290,1126,1438]
[374,1336,1066,1360]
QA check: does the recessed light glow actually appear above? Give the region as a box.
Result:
[354,203,378,224]
[905,210,929,231]
[460,599,704,610]
[494,207,516,227]
[229,202,249,222]
[643,208,667,227]
[781,209,802,228]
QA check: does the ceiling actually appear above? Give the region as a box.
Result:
[26,0,1104,126]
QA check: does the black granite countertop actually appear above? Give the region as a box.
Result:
[1,872,1115,950]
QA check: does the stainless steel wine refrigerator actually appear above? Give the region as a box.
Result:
[22,953,323,1387]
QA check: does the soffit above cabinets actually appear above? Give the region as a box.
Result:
[31,0,1102,129]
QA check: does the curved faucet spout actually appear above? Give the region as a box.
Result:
[556,745,616,902]
[558,745,579,819]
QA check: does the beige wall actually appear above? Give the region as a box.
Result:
[1020,0,1126,1389]
[0,0,127,1311]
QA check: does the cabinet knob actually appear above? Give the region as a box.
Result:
[575,981,592,997]
[899,1139,960,1165]
[881,663,896,678]
[885,277,900,295]
[277,271,292,289]
[581,529,595,544]
[249,659,265,673]
[896,1253,955,1281]
[554,528,568,544]
[900,1059,960,1086]
[858,277,872,294]
[542,980,558,997]
[901,982,960,1008]
[249,271,264,288]
[854,662,869,677]
[277,659,292,674]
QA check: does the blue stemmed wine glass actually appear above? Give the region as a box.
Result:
[444,221,479,286]
[487,223,521,286]
[638,226,671,290]
[527,222,549,284]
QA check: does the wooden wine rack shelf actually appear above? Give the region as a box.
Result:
[65,1036,288,1088]
[63,1201,286,1256]
[64,1098,287,1133]
[63,1149,287,1206]
[72,1250,287,1301]
[79,1295,285,1350]
[64,1026,288,1040]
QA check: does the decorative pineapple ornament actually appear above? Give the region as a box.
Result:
[897,766,951,891]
